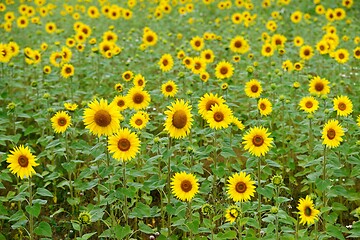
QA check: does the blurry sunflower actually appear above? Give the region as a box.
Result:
[114,83,123,93]
[297,195,320,225]
[231,12,242,24]
[164,99,193,139]
[290,11,302,23]
[293,36,304,47]
[171,172,199,202]
[231,116,245,130]
[112,95,128,111]
[261,43,274,57]
[64,102,78,111]
[242,126,273,157]
[177,50,185,59]
[225,205,240,223]
[108,128,140,162]
[17,16,28,28]
[271,34,287,48]
[333,95,353,117]
[130,111,148,130]
[200,71,210,82]
[190,36,204,51]
[333,48,349,64]
[122,70,134,82]
[322,119,344,148]
[182,56,194,69]
[158,54,174,72]
[143,30,158,46]
[299,96,319,113]
[198,93,226,118]
[61,64,74,78]
[61,47,72,63]
[45,22,57,34]
[43,65,51,74]
[245,79,262,98]
[133,74,146,88]
[294,62,303,71]
[258,98,272,116]
[51,111,71,133]
[215,61,234,79]
[299,45,314,60]
[200,49,215,63]
[354,47,360,59]
[83,98,122,137]
[161,80,178,97]
[282,60,293,72]
[205,104,233,129]
[126,87,151,110]
[316,40,329,55]
[229,36,249,54]
[191,57,207,74]
[7,145,39,179]
[227,172,256,202]
[308,76,330,96]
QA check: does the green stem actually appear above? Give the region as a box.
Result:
[275,186,279,240]
[167,137,172,236]
[28,178,34,240]
[257,157,262,238]
[123,162,128,226]
[187,201,193,239]
[322,146,327,207]
[238,202,243,240]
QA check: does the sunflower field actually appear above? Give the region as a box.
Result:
[0,0,360,239]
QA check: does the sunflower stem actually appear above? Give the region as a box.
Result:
[238,202,243,240]
[322,146,327,207]
[167,136,172,236]
[257,157,262,237]
[123,161,128,226]
[275,186,280,240]
[187,201,193,239]
[28,178,34,240]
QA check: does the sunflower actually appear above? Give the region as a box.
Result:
[293,36,304,47]
[200,71,210,82]
[114,83,123,93]
[231,12,243,24]
[261,43,275,57]
[43,65,51,74]
[7,145,39,179]
[308,76,330,96]
[227,172,256,202]
[126,87,151,110]
[271,34,287,48]
[333,95,353,117]
[83,98,122,137]
[357,115,360,128]
[215,61,234,79]
[112,95,128,111]
[164,99,193,139]
[299,96,319,113]
[231,116,245,130]
[158,54,174,72]
[51,111,71,133]
[45,22,57,34]
[182,57,194,69]
[225,205,240,223]
[354,47,360,59]
[171,172,199,202]
[108,128,140,162]
[290,11,302,23]
[17,16,29,28]
[161,80,178,97]
[316,40,329,55]
[177,50,185,59]
[258,98,272,116]
[245,79,262,98]
[130,111,148,130]
[229,36,249,54]
[122,70,134,82]
[294,62,303,71]
[198,93,226,118]
[191,57,207,74]
[133,74,146,88]
[143,30,158,46]
[242,126,273,157]
[299,45,314,60]
[190,36,204,51]
[64,102,78,111]
[297,195,320,225]
[334,49,349,64]
[322,119,344,148]
[61,64,74,78]
[205,104,233,130]
[201,49,215,63]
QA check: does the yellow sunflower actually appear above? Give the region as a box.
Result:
[308,76,330,96]
[227,172,256,202]
[299,45,314,60]
[64,102,78,111]
[297,195,320,225]
[245,79,262,98]
[198,93,226,118]
[231,116,245,130]
[126,87,151,110]
[205,104,233,129]
[261,43,275,57]
[322,119,344,148]
[130,111,148,130]
[161,80,178,97]
[229,36,250,54]
[242,126,273,157]
[164,99,193,139]
[83,98,122,137]
[183,56,194,69]
[200,49,215,63]
[51,111,71,133]
[133,74,146,88]
[122,70,134,82]
[299,96,319,113]
[333,95,353,117]
[334,48,349,64]
[142,30,158,47]
[107,128,140,162]
[225,205,240,223]
[258,98,272,116]
[215,61,234,79]
[61,64,74,78]
[191,57,207,75]
[112,95,128,111]
[357,115,360,128]
[190,36,204,51]
[7,145,39,179]
[200,71,210,82]
[158,54,174,72]
[354,47,360,59]
[171,172,199,202]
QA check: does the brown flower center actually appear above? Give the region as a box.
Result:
[65,67,72,74]
[18,155,29,167]
[135,119,143,126]
[180,180,192,192]
[117,138,131,151]
[265,47,271,53]
[57,117,67,126]
[338,53,345,59]
[338,102,346,111]
[165,85,173,92]
[304,49,310,56]
[305,101,313,108]
[194,62,201,70]
[162,59,168,66]
[94,110,112,127]
[235,181,247,193]
[252,135,264,147]
[220,66,228,75]
[304,207,312,217]
[251,84,259,93]
[205,100,217,111]
[146,35,154,42]
[117,100,125,107]
[327,128,336,140]
[133,93,144,104]
[260,103,266,110]
[315,82,324,91]
[234,40,242,48]
[205,53,211,59]
[172,110,187,129]
[124,73,131,79]
[213,111,224,122]
[194,40,201,47]
[275,39,281,45]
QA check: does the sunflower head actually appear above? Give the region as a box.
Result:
[51,111,71,133]
[171,172,199,202]
[108,128,141,162]
[297,195,320,225]
[227,172,256,202]
[242,126,273,157]
[7,145,39,179]
[164,99,193,139]
[225,205,240,223]
[333,95,353,117]
[322,119,344,148]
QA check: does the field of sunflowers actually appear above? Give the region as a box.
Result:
[0,0,360,239]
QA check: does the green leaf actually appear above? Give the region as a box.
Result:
[11,220,28,229]
[217,230,237,239]
[138,221,154,234]
[25,203,41,218]
[130,202,151,218]
[332,202,347,212]
[220,147,237,158]
[114,225,132,239]
[188,219,200,234]
[36,188,53,198]
[326,224,345,240]
[34,221,52,237]
[76,232,96,240]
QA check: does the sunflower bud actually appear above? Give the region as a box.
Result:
[6,102,16,111]
[270,206,278,214]
[78,211,91,225]
[246,66,254,73]
[271,175,283,186]
[31,81,38,87]
[201,203,214,216]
